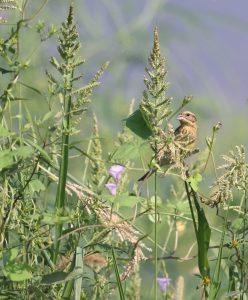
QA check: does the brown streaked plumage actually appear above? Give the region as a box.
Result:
[138,111,198,182]
[174,111,197,149]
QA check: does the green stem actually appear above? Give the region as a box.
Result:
[184,181,198,239]
[209,200,230,300]
[154,169,158,300]
[241,186,247,298]
[53,85,73,262]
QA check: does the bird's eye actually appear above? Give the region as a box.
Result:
[186,113,190,117]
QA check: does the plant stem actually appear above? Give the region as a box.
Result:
[240,185,247,299]
[184,182,198,239]
[154,169,158,300]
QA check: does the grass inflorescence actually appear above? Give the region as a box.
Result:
[0,2,247,300]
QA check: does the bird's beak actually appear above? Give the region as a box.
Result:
[177,114,184,121]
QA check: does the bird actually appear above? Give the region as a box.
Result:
[138,111,198,182]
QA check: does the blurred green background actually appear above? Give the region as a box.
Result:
[1,1,248,298]
[2,0,248,152]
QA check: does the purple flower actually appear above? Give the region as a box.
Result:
[157,277,171,293]
[105,183,118,196]
[108,165,125,182]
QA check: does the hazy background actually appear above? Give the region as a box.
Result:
[15,0,248,152]
[2,0,248,298]
[2,0,246,151]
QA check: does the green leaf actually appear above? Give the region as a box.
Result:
[41,271,82,285]
[187,173,202,192]
[13,146,34,158]
[191,189,211,278]
[24,139,52,164]
[230,218,247,234]
[112,248,125,300]
[105,195,143,207]
[0,150,14,170]
[18,81,42,95]
[3,248,32,282]
[0,124,14,137]
[3,262,33,282]
[41,110,55,123]
[209,228,224,299]
[74,247,84,300]
[112,135,151,162]
[166,200,190,214]
[3,248,18,263]
[125,109,152,139]
[29,179,46,193]
[41,212,72,225]
[112,141,140,160]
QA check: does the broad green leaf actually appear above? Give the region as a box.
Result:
[3,262,33,281]
[105,195,143,207]
[3,248,18,263]
[115,195,143,207]
[0,150,14,170]
[112,141,140,160]
[3,249,32,282]
[112,137,151,162]
[13,146,34,158]
[187,173,202,192]
[29,179,46,193]
[125,109,152,139]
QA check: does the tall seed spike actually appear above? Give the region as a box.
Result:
[153,26,160,55]
[68,2,74,24]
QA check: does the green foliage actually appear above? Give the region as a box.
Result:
[3,248,33,282]
[0,2,247,300]
[125,108,152,139]
[140,28,171,134]
[187,173,202,192]
[112,247,125,300]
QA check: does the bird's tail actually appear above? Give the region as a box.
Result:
[137,166,157,182]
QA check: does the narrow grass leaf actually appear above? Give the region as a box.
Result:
[208,227,225,299]
[41,271,81,285]
[112,248,125,300]
[74,247,84,300]
[24,139,52,164]
[191,188,211,277]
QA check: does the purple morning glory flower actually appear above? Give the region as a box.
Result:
[108,165,126,182]
[157,277,171,293]
[105,183,118,196]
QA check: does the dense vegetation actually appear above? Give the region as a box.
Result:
[0,2,247,299]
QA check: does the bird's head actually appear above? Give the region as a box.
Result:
[177,111,197,126]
